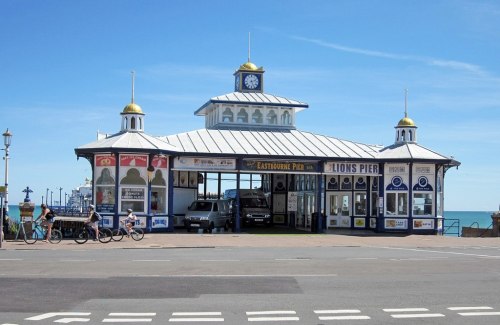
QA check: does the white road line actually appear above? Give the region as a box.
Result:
[26,313,92,321]
[319,316,371,320]
[448,306,493,311]
[132,260,171,262]
[246,311,296,315]
[59,259,96,262]
[247,317,299,322]
[54,318,90,323]
[102,319,152,323]
[315,310,361,314]
[200,259,240,262]
[172,312,222,316]
[383,308,429,312]
[168,318,224,322]
[458,312,500,316]
[378,246,500,258]
[275,258,310,261]
[108,313,156,316]
[391,313,445,318]
[0,258,22,261]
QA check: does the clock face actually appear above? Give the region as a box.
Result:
[244,74,259,89]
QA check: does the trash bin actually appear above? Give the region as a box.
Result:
[311,212,326,233]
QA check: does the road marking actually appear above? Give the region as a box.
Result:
[378,246,500,259]
[247,311,299,322]
[54,318,90,323]
[458,312,500,316]
[102,319,152,322]
[0,258,22,261]
[139,274,337,277]
[315,310,361,314]
[108,313,156,316]
[383,308,429,312]
[315,310,370,320]
[26,313,91,321]
[172,312,222,316]
[275,258,310,261]
[346,257,378,260]
[59,259,96,262]
[448,306,493,310]
[132,260,171,262]
[246,311,297,315]
[201,259,240,262]
[169,318,224,322]
[391,313,445,318]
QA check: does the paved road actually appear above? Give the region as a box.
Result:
[1,235,500,324]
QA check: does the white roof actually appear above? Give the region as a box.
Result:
[195,92,308,115]
[77,131,178,152]
[158,128,380,159]
[378,143,454,161]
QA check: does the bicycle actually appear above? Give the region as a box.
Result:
[19,220,62,244]
[74,223,113,244]
[112,220,144,241]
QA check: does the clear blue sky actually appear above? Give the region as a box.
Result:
[1,0,499,211]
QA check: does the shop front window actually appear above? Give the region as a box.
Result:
[151,170,167,214]
[386,192,408,216]
[413,193,433,216]
[120,168,147,213]
[354,192,367,216]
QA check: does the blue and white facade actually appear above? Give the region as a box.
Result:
[75,59,460,235]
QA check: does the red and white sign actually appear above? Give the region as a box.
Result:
[96,154,116,167]
[120,154,148,167]
[151,156,168,169]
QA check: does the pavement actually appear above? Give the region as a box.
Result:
[1,228,499,250]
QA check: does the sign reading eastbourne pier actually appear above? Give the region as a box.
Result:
[324,162,379,176]
[243,160,317,172]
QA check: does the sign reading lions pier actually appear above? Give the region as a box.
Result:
[243,160,317,173]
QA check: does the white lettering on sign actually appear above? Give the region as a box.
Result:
[388,166,406,173]
[325,162,379,175]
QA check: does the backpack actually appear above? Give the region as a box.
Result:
[46,209,56,219]
[90,211,102,222]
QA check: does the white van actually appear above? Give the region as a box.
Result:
[224,189,272,226]
[184,199,231,233]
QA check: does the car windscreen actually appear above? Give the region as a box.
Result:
[240,198,268,208]
[188,201,213,211]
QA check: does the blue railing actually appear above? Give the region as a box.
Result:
[442,218,460,237]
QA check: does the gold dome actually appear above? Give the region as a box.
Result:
[397,117,416,127]
[122,103,143,114]
[238,60,263,71]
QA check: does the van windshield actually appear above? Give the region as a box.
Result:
[188,201,213,211]
[240,198,268,208]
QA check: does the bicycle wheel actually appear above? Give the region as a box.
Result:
[74,229,89,244]
[131,228,144,241]
[112,228,125,242]
[98,228,113,243]
[49,229,63,244]
[24,229,38,244]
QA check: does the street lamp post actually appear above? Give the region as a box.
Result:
[1,129,12,247]
[46,188,49,205]
[50,191,53,207]
[59,187,62,210]
[2,129,12,216]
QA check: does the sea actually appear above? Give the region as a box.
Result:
[2,205,496,236]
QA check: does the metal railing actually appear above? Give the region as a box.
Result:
[442,218,460,237]
[478,222,493,238]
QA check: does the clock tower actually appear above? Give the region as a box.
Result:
[234,60,264,93]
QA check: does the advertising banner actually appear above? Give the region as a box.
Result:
[385,218,408,230]
[243,160,317,173]
[174,157,236,171]
[324,162,379,176]
[120,154,148,167]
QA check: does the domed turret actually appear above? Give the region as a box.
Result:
[394,90,417,144]
[121,71,145,132]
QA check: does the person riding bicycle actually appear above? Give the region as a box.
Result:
[84,205,101,241]
[124,208,138,236]
[35,203,55,242]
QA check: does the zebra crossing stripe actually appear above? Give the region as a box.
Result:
[169,312,224,322]
[246,311,298,322]
[314,309,370,320]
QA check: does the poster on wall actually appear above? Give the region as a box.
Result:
[413,219,434,230]
[95,154,116,212]
[354,218,366,228]
[151,156,168,169]
[385,218,408,229]
[152,216,168,228]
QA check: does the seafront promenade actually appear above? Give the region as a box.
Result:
[2,230,499,250]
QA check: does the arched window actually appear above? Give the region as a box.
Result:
[139,117,142,130]
[222,108,233,122]
[252,109,263,123]
[409,130,413,141]
[123,117,128,130]
[267,110,277,124]
[237,108,248,123]
[281,110,291,125]
[401,130,406,141]
[131,117,136,129]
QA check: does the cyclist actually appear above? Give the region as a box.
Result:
[124,208,138,236]
[35,203,55,242]
[84,205,101,241]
